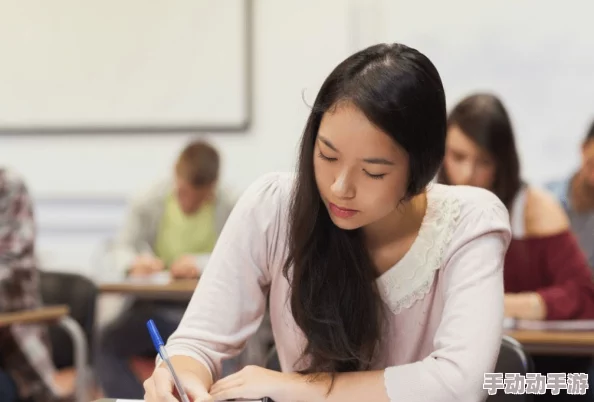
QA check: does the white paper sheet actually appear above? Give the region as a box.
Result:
[125,271,171,285]
[115,399,263,401]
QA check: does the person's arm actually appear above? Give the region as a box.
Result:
[533,232,594,319]
[301,223,509,401]
[0,174,36,308]
[107,194,153,277]
[161,355,214,389]
[515,187,594,320]
[183,190,236,275]
[214,187,237,234]
[161,173,287,381]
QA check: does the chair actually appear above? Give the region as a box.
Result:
[39,270,98,402]
[486,335,533,402]
[265,345,281,371]
[0,305,87,402]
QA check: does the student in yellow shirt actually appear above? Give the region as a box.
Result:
[111,140,231,279]
[95,140,235,398]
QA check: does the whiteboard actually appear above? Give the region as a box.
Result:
[380,0,594,184]
[0,0,251,133]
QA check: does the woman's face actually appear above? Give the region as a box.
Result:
[443,125,496,190]
[313,102,410,230]
[580,138,594,190]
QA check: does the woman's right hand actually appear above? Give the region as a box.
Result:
[144,366,213,402]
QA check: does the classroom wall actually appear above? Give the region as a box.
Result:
[2,0,592,277]
[374,0,594,187]
[6,0,589,201]
[0,0,365,276]
[0,0,359,198]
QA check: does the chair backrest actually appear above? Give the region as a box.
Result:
[265,346,281,372]
[39,271,97,369]
[486,335,533,402]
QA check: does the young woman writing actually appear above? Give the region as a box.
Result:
[143,43,511,402]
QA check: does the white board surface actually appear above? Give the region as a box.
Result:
[0,0,250,132]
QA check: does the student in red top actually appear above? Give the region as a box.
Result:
[438,92,594,402]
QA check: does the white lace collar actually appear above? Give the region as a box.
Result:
[375,184,461,314]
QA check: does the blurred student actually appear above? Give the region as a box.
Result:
[95,140,235,398]
[547,120,594,395]
[547,120,594,269]
[438,93,594,401]
[0,168,69,402]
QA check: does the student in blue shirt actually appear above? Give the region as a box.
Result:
[546,120,594,270]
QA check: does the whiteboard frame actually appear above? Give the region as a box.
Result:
[0,0,254,135]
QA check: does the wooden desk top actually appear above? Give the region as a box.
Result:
[99,279,198,299]
[507,329,594,355]
[508,330,594,345]
[0,305,69,327]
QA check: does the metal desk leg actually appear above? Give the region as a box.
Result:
[58,316,89,402]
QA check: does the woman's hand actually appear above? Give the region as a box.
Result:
[504,292,547,320]
[170,255,200,279]
[210,365,302,402]
[144,366,213,402]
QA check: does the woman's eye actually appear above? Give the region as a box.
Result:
[318,151,337,162]
[364,171,386,180]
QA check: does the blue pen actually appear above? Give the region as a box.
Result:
[147,319,191,402]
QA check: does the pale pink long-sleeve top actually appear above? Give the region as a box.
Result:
[165,172,512,402]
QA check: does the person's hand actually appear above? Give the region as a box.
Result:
[170,255,200,279]
[144,366,213,402]
[128,255,164,277]
[210,365,301,401]
[504,292,546,320]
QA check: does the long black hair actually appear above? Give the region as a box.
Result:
[438,93,521,208]
[283,43,447,383]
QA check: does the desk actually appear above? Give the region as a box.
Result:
[99,279,198,301]
[93,399,270,402]
[0,305,89,402]
[507,329,594,355]
[93,398,274,402]
[0,305,69,327]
